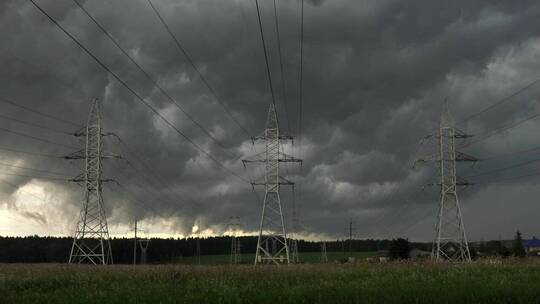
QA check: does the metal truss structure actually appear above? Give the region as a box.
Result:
[138,238,150,264]
[289,192,300,263]
[289,235,299,263]
[67,99,117,265]
[194,221,201,265]
[243,104,302,265]
[320,242,328,263]
[227,216,242,265]
[414,102,477,262]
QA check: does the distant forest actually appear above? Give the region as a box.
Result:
[0,236,427,263]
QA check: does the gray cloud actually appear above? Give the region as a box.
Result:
[1,0,540,241]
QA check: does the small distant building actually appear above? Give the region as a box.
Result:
[409,248,431,259]
[523,237,540,255]
[375,250,390,262]
[366,250,389,262]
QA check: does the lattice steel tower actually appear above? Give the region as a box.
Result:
[289,221,300,263]
[228,216,242,265]
[68,99,114,264]
[243,103,302,265]
[320,242,328,263]
[415,102,477,262]
[289,189,300,263]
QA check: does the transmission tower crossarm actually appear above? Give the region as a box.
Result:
[64,151,121,160]
[71,177,117,183]
[241,152,267,165]
[242,153,301,165]
[278,176,295,185]
[64,150,85,160]
[279,152,302,163]
[455,151,478,162]
[251,133,295,141]
[454,128,473,139]
[412,153,438,168]
[456,178,474,186]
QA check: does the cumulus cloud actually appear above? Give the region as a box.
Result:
[1,0,540,241]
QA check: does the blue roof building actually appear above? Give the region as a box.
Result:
[523,237,540,253]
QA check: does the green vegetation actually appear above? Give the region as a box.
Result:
[389,238,410,260]
[175,251,375,265]
[2,260,540,304]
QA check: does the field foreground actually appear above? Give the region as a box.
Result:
[2,261,540,304]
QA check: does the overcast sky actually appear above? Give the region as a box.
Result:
[1,0,540,241]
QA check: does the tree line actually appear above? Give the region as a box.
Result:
[0,236,418,263]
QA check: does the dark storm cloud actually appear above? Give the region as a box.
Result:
[1,0,540,240]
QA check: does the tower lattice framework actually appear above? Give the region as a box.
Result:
[228,216,242,265]
[68,99,114,265]
[289,189,300,263]
[415,102,477,262]
[243,104,302,265]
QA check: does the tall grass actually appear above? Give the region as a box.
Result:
[1,260,540,303]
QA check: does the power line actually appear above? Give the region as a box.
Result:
[461,77,540,123]
[0,171,69,181]
[108,159,191,214]
[273,0,290,133]
[145,0,252,138]
[0,97,81,128]
[254,0,278,112]
[117,157,197,211]
[71,0,239,159]
[464,112,540,148]
[0,178,54,202]
[0,146,61,159]
[0,126,77,149]
[481,146,540,161]
[298,0,304,140]
[0,161,70,177]
[476,171,540,185]
[464,157,540,179]
[29,0,249,184]
[0,113,70,135]
[106,183,162,218]
[112,135,205,207]
[293,0,305,246]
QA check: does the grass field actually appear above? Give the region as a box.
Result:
[175,251,376,265]
[2,259,540,304]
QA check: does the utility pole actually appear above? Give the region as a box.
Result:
[414,101,477,262]
[242,103,302,265]
[67,99,118,265]
[133,220,137,265]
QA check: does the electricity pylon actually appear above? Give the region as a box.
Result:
[194,221,201,265]
[414,102,477,262]
[133,219,138,265]
[227,216,241,265]
[320,242,328,263]
[67,99,118,265]
[242,103,302,265]
[138,238,150,264]
[289,190,300,263]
